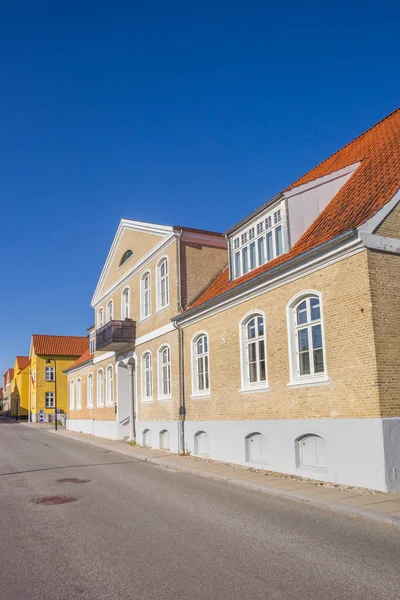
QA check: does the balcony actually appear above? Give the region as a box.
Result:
[96,319,136,352]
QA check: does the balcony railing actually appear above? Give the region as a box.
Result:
[96,319,136,352]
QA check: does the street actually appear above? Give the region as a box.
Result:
[1,418,400,600]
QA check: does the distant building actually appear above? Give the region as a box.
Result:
[11,356,30,419]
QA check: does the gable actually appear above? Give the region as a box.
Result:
[376,201,400,239]
[92,219,174,305]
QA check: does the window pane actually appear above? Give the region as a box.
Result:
[258,339,265,361]
[257,316,264,336]
[249,361,257,383]
[247,318,256,339]
[257,237,265,265]
[310,297,321,321]
[242,247,249,274]
[250,242,256,269]
[248,342,257,363]
[296,301,308,325]
[203,336,208,353]
[299,352,310,375]
[234,252,241,277]
[314,348,325,373]
[197,337,203,354]
[298,328,309,351]
[312,324,322,350]
[204,355,209,389]
[266,232,273,261]
[275,225,283,256]
[259,359,266,381]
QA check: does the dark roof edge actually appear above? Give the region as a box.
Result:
[224,192,284,237]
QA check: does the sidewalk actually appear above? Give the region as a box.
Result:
[46,427,400,529]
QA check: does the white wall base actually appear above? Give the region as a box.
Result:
[136,420,181,454]
[67,419,119,440]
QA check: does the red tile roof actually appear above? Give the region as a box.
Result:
[65,349,94,372]
[16,356,30,370]
[190,108,400,310]
[32,334,88,357]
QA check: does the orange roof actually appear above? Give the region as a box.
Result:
[16,356,30,370]
[190,108,400,310]
[32,334,88,357]
[65,349,94,372]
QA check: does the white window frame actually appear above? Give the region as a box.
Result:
[45,366,55,382]
[121,286,130,319]
[287,290,329,388]
[87,373,93,408]
[89,331,95,354]
[69,380,75,410]
[106,364,114,406]
[141,351,153,402]
[97,369,104,407]
[140,271,151,320]
[45,391,55,408]
[156,256,169,312]
[98,308,104,329]
[231,204,286,279]
[106,300,114,323]
[239,311,269,392]
[157,344,172,400]
[76,378,82,410]
[191,332,211,398]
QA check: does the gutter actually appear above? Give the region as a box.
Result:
[174,229,359,325]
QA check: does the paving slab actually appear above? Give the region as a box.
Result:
[363,501,400,514]
[338,495,390,507]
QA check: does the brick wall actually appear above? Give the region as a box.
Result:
[376,202,400,238]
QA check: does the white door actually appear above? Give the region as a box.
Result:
[300,435,327,468]
[195,431,207,456]
[248,433,268,464]
[160,430,169,450]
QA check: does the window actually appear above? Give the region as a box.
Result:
[232,206,285,278]
[298,435,327,469]
[158,345,171,399]
[121,287,130,319]
[89,331,95,354]
[45,366,55,381]
[98,308,104,329]
[106,300,114,323]
[192,334,210,395]
[240,313,268,390]
[141,272,151,319]
[87,374,93,408]
[119,249,133,266]
[106,365,114,406]
[97,369,104,406]
[69,380,75,410]
[288,292,327,384]
[157,258,169,310]
[76,378,82,410]
[45,392,55,408]
[141,352,153,401]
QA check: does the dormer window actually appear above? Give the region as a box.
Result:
[232,206,285,279]
[119,249,133,266]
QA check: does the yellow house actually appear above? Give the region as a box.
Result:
[2,369,14,417]
[11,356,31,419]
[29,334,88,422]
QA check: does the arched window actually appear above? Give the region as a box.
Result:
[297,434,327,469]
[69,380,75,410]
[121,287,130,319]
[87,374,93,408]
[287,292,327,384]
[97,369,104,407]
[157,257,169,310]
[158,345,171,399]
[159,429,170,450]
[194,431,208,457]
[106,300,114,323]
[141,272,151,319]
[192,333,210,395]
[245,432,268,464]
[76,378,82,410]
[240,313,267,390]
[119,249,133,266]
[141,352,153,401]
[98,308,104,329]
[106,365,114,406]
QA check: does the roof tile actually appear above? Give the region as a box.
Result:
[32,335,88,357]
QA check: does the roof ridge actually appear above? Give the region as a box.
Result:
[286,106,400,191]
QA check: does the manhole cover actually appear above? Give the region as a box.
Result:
[57,478,91,484]
[33,495,78,505]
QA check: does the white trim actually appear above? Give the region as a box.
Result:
[287,378,330,389]
[359,232,400,254]
[190,393,212,400]
[87,372,93,408]
[284,162,361,199]
[97,368,105,407]
[239,387,270,394]
[191,331,211,397]
[358,187,400,234]
[135,322,175,347]
[156,255,170,313]
[239,310,269,392]
[157,343,172,401]
[141,350,153,402]
[176,236,364,327]
[93,351,115,365]
[91,223,175,307]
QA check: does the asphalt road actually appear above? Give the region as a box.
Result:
[1,418,400,600]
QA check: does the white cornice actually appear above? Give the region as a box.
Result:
[135,323,176,347]
[284,162,361,199]
[93,351,115,365]
[359,232,400,254]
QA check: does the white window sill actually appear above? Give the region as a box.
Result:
[141,398,153,404]
[139,315,152,324]
[239,386,270,395]
[97,404,104,408]
[105,402,114,408]
[288,377,330,389]
[157,395,172,402]
[155,304,170,315]
[190,392,212,400]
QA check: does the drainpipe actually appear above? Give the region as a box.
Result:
[176,228,185,453]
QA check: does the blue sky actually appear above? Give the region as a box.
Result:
[1,1,399,375]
